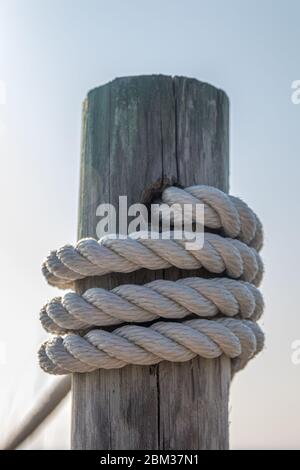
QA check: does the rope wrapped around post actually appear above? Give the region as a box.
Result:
[38,185,265,375]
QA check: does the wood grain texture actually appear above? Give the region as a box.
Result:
[72,75,231,450]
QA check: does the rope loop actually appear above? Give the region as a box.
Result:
[39,185,264,375]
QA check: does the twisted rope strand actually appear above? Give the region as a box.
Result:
[38,318,264,375]
[42,232,263,290]
[40,278,264,334]
[161,185,263,250]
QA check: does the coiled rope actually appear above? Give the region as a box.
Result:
[40,278,263,334]
[38,185,264,375]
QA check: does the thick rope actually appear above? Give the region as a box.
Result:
[160,185,263,251]
[42,232,263,290]
[40,278,264,334]
[39,184,264,376]
[38,318,264,375]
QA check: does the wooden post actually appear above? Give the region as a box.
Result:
[72,75,231,450]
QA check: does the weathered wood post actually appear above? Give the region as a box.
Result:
[72,75,230,450]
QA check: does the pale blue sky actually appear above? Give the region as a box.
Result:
[0,0,300,449]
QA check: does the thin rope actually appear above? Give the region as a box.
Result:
[2,377,71,450]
